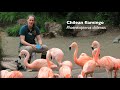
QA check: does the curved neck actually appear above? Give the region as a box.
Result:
[74,45,78,63]
[46,51,52,68]
[23,52,31,69]
[94,47,100,64]
[81,71,85,78]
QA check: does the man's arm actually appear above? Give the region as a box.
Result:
[20,35,36,49]
[36,35,42,45]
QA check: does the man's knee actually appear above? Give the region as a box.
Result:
[42,45,49,51]
[19,46,33,55]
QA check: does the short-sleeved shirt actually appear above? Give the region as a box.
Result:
[19,25,40,47]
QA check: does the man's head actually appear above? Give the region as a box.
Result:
[27,15,36,28]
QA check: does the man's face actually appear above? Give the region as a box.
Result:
[27,16,35,28]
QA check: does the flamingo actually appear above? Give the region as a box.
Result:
[69,42,92,68]
[91,40,100,50]
[60,60,73,69]
[78,48,97,78]
[19,50,57,71]
[37,67,54,78]
[59,60,73,78]
[1,70,23,78]
[37,50,60,78]
[91,40,120,78]
[47,48,64,66]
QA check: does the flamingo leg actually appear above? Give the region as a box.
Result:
[114,70,118,78]
[90,73,93,77]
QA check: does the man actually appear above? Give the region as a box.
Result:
[19,15,48,64]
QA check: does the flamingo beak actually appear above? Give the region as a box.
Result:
[69,47,71,50]
[91,47,94,50]
[99,54,100,57]
[19,56,21,60]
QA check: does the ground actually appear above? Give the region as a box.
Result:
[1,27,120,78]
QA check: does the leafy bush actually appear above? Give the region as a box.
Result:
[6,24,22,36]
[0,32,3,69]
[1,12,120,37]
[0,12,32,22]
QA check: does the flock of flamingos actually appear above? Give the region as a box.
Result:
[1,40,120,78]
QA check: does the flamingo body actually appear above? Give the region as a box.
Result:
[19,50,57,71]
[69,42,92,68]
[59,65,72,78]
[1,70,23,78]
[37,67,54,78]
[47,48,64,66]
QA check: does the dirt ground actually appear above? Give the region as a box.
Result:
[1,27,120,78]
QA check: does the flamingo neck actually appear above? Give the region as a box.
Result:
[46,51,52,68]
[23,52,31,69]
[81,71,85,78]
[94,47,100,64]
[74,45,78,64]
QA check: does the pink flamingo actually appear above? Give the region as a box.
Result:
[78,48,97,78]
[37,50,60,78]
[37,67,54,78]
[19,50,57,71]
[59,60,73,78]
[91,40,120,78]
[69,42,92,68]
[1,70,23,78]
[60,60,73,69]
[47,48,64,66]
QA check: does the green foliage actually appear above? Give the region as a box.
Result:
[94,12,111,25]
[0,12,33,24]
[0,12,17,23]
[6,24,22,37]
[1,12,120,37]
[35,12,65,33]
[0,32,3,69]
[35,13,55,30]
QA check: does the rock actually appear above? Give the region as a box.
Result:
[113,35,120,43]
[73,24,107,37]
[44,22,62,37]
[42,32,56,39]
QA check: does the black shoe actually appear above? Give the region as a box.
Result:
[15,60,26,71]
[41,54,46,59]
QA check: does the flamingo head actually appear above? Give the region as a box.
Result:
[91,40,100,50]
[19,50,30,59]
[69,42,77,50]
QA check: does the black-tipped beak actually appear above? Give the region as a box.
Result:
[19,56,21,60]
[91,47,94,50]
[69,47,71,50]
[99,54,100,57]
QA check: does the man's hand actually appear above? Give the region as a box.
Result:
[31,44,36,50]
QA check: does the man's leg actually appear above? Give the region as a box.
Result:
[36,45,48,59]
